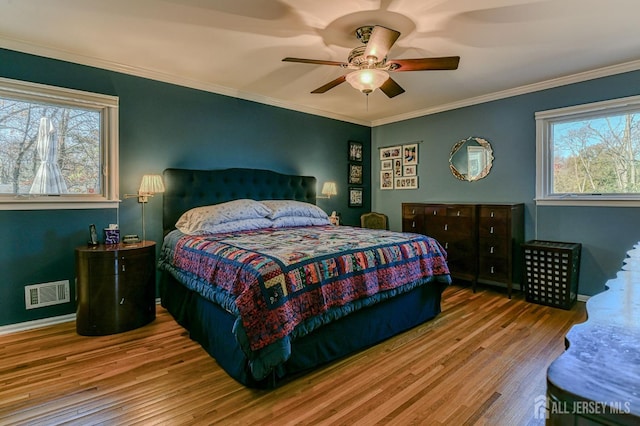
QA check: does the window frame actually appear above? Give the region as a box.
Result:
[0,76,119,211]
[535,94,640,207]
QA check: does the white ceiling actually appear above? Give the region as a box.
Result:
[1,0,639,126]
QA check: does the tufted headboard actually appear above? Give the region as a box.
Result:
[162,168,317,235]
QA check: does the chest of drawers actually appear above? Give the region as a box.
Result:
[402,203,524,297]
[75,241,156,335]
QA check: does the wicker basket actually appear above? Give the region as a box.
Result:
[522,240,581,309]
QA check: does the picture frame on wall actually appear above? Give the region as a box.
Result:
[380,145,402,160]
[349,187,363,207]
[381,159,393,170]
[403,165,417,176]
[393,158,403,177]
[394,176,418,189]
[403,143,418,165]
[348,140,363,162]
[381,170,393,190]
[348,163,363,185]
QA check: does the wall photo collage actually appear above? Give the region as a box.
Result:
[380,143,419,190]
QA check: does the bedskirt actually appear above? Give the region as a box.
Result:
[160,271,446,388]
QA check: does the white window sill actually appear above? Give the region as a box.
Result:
[0,199,120,211]
[535,197,640,207]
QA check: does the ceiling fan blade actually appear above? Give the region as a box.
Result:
[364,26,400,62]
[311,75,347,94]
[380,77,405,98]
[282,57,347,67]
[388,56,460,71]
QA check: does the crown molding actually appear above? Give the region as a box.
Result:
[371,59,640,127]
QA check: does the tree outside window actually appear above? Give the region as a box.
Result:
[552,114,640,194]
[0,77,118,209]
[536,95,640,206]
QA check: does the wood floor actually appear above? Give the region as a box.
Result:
[0,284,586,426]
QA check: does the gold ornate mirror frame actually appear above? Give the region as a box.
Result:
[449,136,494,181]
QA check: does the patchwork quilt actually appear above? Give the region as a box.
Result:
[159,225,450,379]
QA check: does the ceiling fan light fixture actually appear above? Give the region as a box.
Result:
[346,69,389,94]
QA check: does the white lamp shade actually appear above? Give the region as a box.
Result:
[321,181,337,197]
[346,69,389,94]
[138,174,165,195]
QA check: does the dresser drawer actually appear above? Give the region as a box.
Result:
[478,257,509,281]
[403,217,423,233]
[403,204,424,218]
[426,217,474,238]
[478,219,508,237]
[91,252,150,276]
[438,236,475,257]
[424,205,447,217]
[446,205,475,218]
[478,237,509,257]
[479,206,510,219]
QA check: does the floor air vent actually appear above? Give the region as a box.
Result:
[25,280,70,309]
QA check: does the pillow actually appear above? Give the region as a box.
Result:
[272,216,331,228]
[261,200,328,220]
[179,217,273,235]
[175,199,272,234]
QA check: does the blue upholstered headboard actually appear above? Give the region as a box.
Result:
[162,168,317,235]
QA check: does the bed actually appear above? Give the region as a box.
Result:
[158,167,451,388]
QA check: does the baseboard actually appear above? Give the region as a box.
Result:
[0,298,162,336]
[0,313,76,335]
[462,280,591,303]
[577,294,590,302]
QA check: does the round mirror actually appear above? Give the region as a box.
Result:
[449,136,494,181]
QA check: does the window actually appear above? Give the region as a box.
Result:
[0,77,118,210]
[536,94,640,206]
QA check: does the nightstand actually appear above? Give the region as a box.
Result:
[75,241,156,336]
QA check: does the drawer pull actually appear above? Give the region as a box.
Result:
[490,246,494,254]
[457,210,461,216]
[491,211,495,218]
[412,221,416,228]
[490,226,494,234]
[490,266,495,274]
[412,208,416,214]
[444,224,448,231]
[122,264,126,272]
[120,298,125,305]
[445,242,449,249]
[433,210,437,215]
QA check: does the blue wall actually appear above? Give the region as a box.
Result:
[2,46,637,328]
[0,48,371,326]
[372,71,640,296]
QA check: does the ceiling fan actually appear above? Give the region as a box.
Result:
[283,25,460,98]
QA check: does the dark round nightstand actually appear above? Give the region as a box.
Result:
[75,241,156,336]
